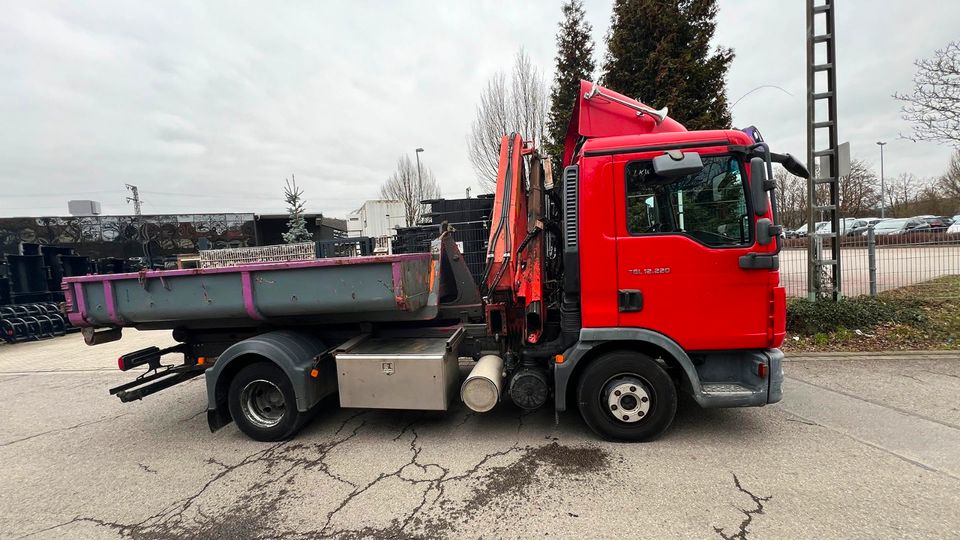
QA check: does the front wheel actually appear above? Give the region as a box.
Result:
[576,351,677,442]
[228,362,306,441]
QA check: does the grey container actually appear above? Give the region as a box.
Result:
[63,253,436,330]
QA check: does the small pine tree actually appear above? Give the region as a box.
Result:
[602,0,734,130]
[282,175,312,244]
[545,0,596,169]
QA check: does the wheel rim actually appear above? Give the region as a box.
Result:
[240,379,286,429]
[602,374,652,424]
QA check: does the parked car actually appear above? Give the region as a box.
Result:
[791,223,810,238]
[869,218,931,236]
[812,218,856,236]
[947,216,960,234]
[916,215,952,232]
[815,221,831,234]
[846,217,881,236]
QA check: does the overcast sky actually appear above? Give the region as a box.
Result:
[1,1,957,218]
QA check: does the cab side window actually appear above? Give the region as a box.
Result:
[625,155,751,247]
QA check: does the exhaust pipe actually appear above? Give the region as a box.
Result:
[461,354,504,413]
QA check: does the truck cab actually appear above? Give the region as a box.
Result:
[577,129,784,348]
[545,82,796,441]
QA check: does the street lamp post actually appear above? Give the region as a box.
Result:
[414,147,424,187]
[414,147,424,226]
[876,141,887,219]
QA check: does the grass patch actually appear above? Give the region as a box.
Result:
[784,275,960,352]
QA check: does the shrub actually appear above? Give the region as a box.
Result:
[786,296,926,336]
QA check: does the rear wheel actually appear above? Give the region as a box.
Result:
[228,362,306,441]
[576,351,677,442]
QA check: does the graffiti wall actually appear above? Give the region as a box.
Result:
[0,214,257,258]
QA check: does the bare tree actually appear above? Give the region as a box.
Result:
[938,149,960,201]
[901,150,960,216]
[839,160,881,217]
[511,51,549,155]
[885,173,925,217]
[468,73,510,192]
[894,41,960,146]
[773,165,807,230]
[911,182,957,217]
[468,48,549,191]
[379,154,441,227]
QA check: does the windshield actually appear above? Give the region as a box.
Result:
[876,219,907,230]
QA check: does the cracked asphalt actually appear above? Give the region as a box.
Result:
[2,331,959,539]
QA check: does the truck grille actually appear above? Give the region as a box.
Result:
[563,165,579,250]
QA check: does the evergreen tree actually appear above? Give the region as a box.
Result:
[602,0,733,130]
[545,0,595,167]
[282,175,312,244]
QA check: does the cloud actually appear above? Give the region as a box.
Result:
[1,0,957,219]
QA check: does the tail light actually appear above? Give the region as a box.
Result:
[117,347,161,371]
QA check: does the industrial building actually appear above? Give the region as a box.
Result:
[0,213,346,259]
[346,200,407,238]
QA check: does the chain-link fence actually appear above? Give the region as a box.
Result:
[781,230,960,298]
[199,242,315,268]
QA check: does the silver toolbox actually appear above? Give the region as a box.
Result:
[335,334,461,410]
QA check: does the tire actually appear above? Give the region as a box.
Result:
[576,350,677,442]
[228,362,306,442]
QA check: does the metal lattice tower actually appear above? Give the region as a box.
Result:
[125,184,143,218]
[806,0,841,300]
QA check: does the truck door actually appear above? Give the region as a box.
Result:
[612,150,773,350]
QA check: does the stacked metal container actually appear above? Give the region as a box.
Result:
[393,195,494,286]
[1,243,88,343]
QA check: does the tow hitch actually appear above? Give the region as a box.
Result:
[110,344,207,402]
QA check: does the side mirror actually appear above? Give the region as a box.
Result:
[750,157,769,216]
[771,152,810,179]
[652,151,703,178]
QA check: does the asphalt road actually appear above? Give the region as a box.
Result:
[1,331,959,539]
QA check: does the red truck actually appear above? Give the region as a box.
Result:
[63,81,808,442]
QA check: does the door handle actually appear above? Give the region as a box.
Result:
[618,289,643,312]
[739,253,779,270]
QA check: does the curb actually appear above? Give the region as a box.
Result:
[785,350,960,361]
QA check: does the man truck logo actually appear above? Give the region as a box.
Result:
[382,362,395,375]
[628,267,671,275]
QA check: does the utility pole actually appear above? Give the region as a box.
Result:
[125,184,142,218]
[876,141,887,219]
[126,184,150,268]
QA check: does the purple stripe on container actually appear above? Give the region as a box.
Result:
[240,271,263,321]
[103,280,119,324]
[60,253,431,284]
[391,262,407,310]
[68,283,89,326]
